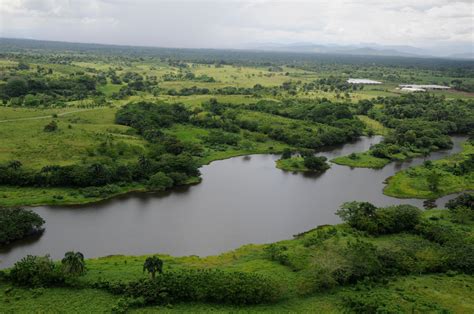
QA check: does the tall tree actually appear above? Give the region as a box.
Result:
[61,251,86,276]
[143,256,163,279]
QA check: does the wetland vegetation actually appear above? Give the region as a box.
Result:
[0,38,473,312]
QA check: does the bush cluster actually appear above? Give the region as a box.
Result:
[8,255,65,287]
[97,269,282,305]
[336,202,422,235]
[0,208,45,245]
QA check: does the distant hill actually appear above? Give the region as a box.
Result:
[250,43,422,57]
[248,43,472,59]
[448,52,474,60]
[1,38,473,69]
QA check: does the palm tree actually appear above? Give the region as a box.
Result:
[143,256,163,279]
[61,251,85,276]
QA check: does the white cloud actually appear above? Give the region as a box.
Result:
[0,0,472,54]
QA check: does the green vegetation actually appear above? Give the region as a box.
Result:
[142,256,163,279]
[336,202,422,235]
[446,193,474,223]
[0,40,472,205]
[1,205,473,312]
[335,93,474,168]
[356,115,388,136]
[61,252,86,277]
[332,151,390,168]
[384,141,474,198]
[276,156,309,172]
[0,38,474,312]
[0,208,44,245]
[277,154,330,173]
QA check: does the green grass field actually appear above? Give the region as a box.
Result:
[0,107,145,169]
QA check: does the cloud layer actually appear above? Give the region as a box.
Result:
[0,0,472,54]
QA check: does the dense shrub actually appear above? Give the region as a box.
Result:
[337,202,421,235]
[264,243,290,266]
[446,193,473,211]
[339,240,383,284]
[341,286,449,314]
[43,120,58,132]
[8,255,65,287]
[99,269,282,305]
[147,172,173,191]
[415,220,460,244]
[443,239,474,274]
[204,130,240,146]
[303,156,330,172]
[375,205,422,234]
[0,154,198,190]
[342,290,404,314]
[0,208,45,245]
[415,220,473,273]
[302,227,338,247]
[298,266,337,295]
[116,102,191,132]
[0,74,99,105]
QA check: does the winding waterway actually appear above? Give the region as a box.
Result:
[0,135,467,268]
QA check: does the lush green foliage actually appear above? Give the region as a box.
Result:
[337,94,474,168]
[96,269,282,305]
[337,202,422,235]
[1,37,474,312]
[142,256,163,279]
[276,155,330,173]
[8,255,65,287]
[446,193,474,223]
[384,141,474,198]
[0,208,45,245]
[61,251,86,277]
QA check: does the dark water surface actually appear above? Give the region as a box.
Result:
[0,136,467,268]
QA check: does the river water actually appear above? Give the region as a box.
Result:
[0,135,467,268]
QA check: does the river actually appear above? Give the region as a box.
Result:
[0,135,467,268]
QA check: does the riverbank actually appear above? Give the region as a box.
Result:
[276,157,310,172]
[384,141,474,199]
[331,151,390,168]
[0,146,284,207]
[0,176,203,207]
[1,209,473,313]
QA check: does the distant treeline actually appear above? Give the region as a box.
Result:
[357,93,474,159]
[1,38,473,73]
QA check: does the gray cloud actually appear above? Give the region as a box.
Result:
[0,0,472,54]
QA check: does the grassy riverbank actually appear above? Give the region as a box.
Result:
[331,151,390,168]
[1,209,473,313]
[275,157,309,172]
[331,146,425,169]
[384,141,474,199]
[330,116,390,168]
[0,105,288,207]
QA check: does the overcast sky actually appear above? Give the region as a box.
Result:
[0,0,473,54]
